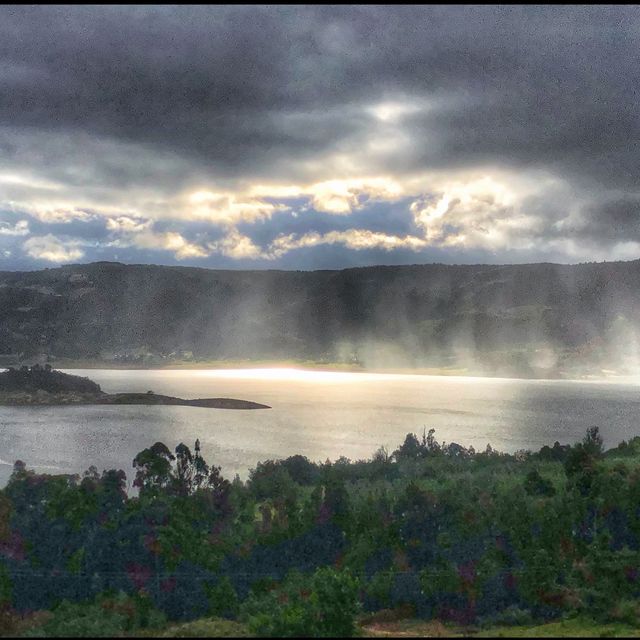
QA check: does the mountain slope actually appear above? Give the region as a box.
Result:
[1,260,640,376]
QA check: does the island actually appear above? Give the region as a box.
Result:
[0,365,270,410]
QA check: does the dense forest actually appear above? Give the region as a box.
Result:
[3,260,640,376]
[2,426,640,636]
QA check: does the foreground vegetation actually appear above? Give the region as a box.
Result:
[2,426,640,636]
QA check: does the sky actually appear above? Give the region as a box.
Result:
[1,5,639,271]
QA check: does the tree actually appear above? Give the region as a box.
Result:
[524,469,556,497]
[583,426,604,458]
[174,443,194,497]
[132,442,175,494]
[394,433,423,461]
[565,427,604,479]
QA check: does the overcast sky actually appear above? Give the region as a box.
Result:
[1,5,639,270]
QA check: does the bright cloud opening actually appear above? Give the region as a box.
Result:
[23,234,85,263]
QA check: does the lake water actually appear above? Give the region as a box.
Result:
[1,368,640,488]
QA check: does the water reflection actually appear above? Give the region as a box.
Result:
[0,368,639,487]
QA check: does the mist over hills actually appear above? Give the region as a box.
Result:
[1,260,640,378]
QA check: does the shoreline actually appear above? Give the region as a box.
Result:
[3,360,638,383]
[0,390,271,409]
[52,362,640,384]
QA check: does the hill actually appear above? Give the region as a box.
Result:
[1,260,640,377]
[0,365,269,408]
[0,364,102,394]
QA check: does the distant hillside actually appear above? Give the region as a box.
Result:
[2,260,640,377]
[0,365,101,394]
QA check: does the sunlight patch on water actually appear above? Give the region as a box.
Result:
[188,367,400,383]
[173,367,541,384]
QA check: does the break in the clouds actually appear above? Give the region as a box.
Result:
[1,5,640,269]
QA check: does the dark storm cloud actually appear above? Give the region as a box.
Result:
[570,197,640,242]
[1,5,639,267]
[0,5,372,178]
[1,5,637,177]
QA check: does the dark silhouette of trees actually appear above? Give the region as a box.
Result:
[0,366,101,393]
[2,426,640,634]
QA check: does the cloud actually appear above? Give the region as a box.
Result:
[105,215,153,233]
[209,229,263,259]
[24,207,96,224]
[1,6,640,269]
[409,175,544,250]
[23,234,85,262]
[306,178,404,214]
[0,219,29,236]
[248,177,404,215]
[269,229,427,258]
[557,196,640,243]
[107,223,210,260]
[155,232,209,260]
[187,191,286,226]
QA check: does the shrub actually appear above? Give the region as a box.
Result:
[479,605,534,628]
[610,599,640,626]
[24,593,166,637]
[523,469,556,497]
[206,577,239,618]
[240,568,360,637]
[23,601,128,637]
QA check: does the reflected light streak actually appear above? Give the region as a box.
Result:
[189,367,520,384]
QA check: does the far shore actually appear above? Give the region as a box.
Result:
[10,358,636,382]
[53,359,371,372]
[0,390,271,410]
[53,359,498,378]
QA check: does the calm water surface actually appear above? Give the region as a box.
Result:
[1,368,640,487]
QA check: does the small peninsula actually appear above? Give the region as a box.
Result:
[0,365,270,410]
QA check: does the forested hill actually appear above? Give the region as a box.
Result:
[2,259,640,377]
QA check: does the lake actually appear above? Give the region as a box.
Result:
[1,368,640,488]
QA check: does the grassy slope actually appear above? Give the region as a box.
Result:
[361,617,640,638]
[132,616,640,637]
[134,617,253,637]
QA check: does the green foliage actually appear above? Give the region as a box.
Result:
[23,600,129,637]
[66,547,85,574]
[248,461,299,502]
[153,617,253,637]
[206,577,239,619]
[0,564,11,608]
[133,442,176,493]
[473,616,640,637]
[420,562,460,599]
[610,599,640,626]
[364,571,394,610]
[240,568,360,637]
[523,469,556,497]
[99,590,167,631]
[481,605,534,628]
[24,592,167,637]
[565,427,604,478]
[7,426,640,634]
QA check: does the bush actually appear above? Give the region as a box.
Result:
[610,599,640,626]
[479,605,534,628]
[206,577,239,618]
[240,568,360,637]
[523,469,556,497]
[98,591,166,631]
[23,601,128,637]
[24,593,166,637]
